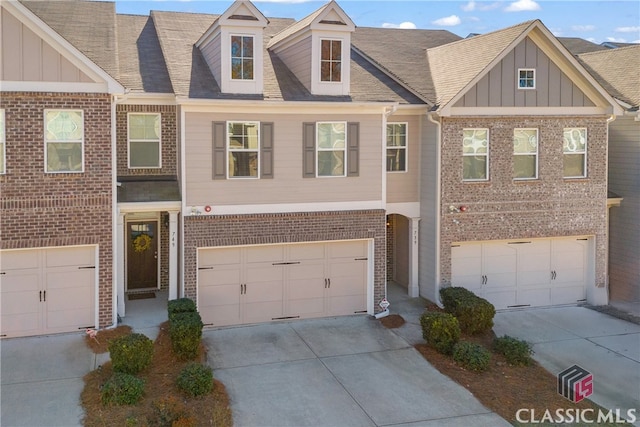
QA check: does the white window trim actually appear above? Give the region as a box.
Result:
[317,121,347,178]
[563,127,588,179]
[0,109,5,175]
[44,109,84,174]
[386,122,408,174]
[517,68,536,90]
[513,128,538,180]
[230,34,256,82]
[127,113,162,169]
[462,128,489,182]
[227,120,260,179]
[319,38,343,84]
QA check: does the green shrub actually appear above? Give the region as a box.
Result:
[101,372,145,406]
[452,341,491,372]
[440,287,495,334]
[177,363,213,397]
[419,311,461,355]
[169,311,203,360]
[493,335,534,366]
[168,298,197,321]
[108,333,154,374]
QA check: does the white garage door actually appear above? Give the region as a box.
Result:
[451,237,590,309]
[1,246,97,338]
[198,240,369,327]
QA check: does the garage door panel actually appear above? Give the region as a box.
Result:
[244,301,284,323]
[46,269,94,290]
[328,295,366,315]
[1,312,41,337]
[482,290,516,310]
[288,298,325,318]
[551,286,585,304]
[47,306,94,330]
[517,288,550,307]
[246,265,283,284]
[199,268,241,287]
[1,250,40,270]
[290,243,325,261]
[201,304,241,327]
[199,248,241,267]
[246,245,284,264]
[1,270,40,293]
[518,270,550,287]
[329,241,367,259]
[46,246,94,267]
[245,282,283,304]
[199,283,240,307]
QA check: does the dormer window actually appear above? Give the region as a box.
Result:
[321,39,342,82]
[231,35,254,80]
[518,69,535,89]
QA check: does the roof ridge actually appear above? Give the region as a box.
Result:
[579,43,640,57]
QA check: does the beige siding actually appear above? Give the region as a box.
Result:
[184,112,383,206]
[418,117,440,302]
[608,115,640,302]
[0,7,97,83]
[386,115,420,203]
[200,33,221,85]
[455,37,595,108]
[274,36,312,92]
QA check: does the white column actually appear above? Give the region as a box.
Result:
[409,217,420,297]
[169,211,179,300]
[117,212,126,318]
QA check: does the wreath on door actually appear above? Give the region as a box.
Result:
[133,233,152,253]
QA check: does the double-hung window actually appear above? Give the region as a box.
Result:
[45,110,84,173]
[0,109,5,174]
[462,128,489,181]
[518,69,535,89]
[386,123,407,172]
[231,35,254,80]
[317,122,346,177]
[128,113,161,168]
[563,128,587,178]
[228,122,259,178]
[513,128,538,180]
[320,39,342,82]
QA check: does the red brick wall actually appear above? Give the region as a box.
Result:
[0,92,113,327]
[116,104,177,177]
[439,116,609,288]
[183,210,386,311]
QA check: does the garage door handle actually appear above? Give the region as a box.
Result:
[40,291,42,302]
[78,266,95,269]
[43,290,46,302]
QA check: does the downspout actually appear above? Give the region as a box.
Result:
[427,112,443,308]
[110,94,121,329]
[604,113,616,303]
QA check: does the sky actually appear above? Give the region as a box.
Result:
[111,0,640,44]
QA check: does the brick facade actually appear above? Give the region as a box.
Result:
[439,116,609,288]
[116,104,177,177]
[183,210,387,312]
[0,92,113,327]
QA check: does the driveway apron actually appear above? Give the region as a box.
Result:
[204,316,509,427]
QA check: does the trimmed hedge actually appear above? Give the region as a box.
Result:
[177,363,213,397]
[167,298,197,321]
[101,372,145,406]
[108,333,154,375]
[420,311,460,355]
[169,311,203,360]
[440,287,495,334]
[452,341,491,372]
[493,335,534,366]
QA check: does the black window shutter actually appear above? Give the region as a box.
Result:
[261,122,274,179]
[347,122,359,177]
[212,122,227,180]
[302,122,316,178]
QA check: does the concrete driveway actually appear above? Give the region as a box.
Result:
[203,315,509,427]
[494,306,640,426]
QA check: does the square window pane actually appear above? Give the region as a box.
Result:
[229,152,258,177]
[514,155,536,179]
[231,36,241,57]
[321,40,331,60]
[564,154,585,177]
[130,141,160,168]
[129,114,159,140]
[47,142,82,172]
[242,37,253,57]
[331,41,341,60]
[514,129,537,154]
[243,59,254,79]
[321,62,331,81]
[387,148,406,172]
[463,156,487,180]
[318,123,345,149]
[231,58,242,79]
[463,129,488,154]
[318,151,344,176]
[331,62,341,82]
[563,128,586,153]
[46,111,83,141]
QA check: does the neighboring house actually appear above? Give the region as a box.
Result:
[0,0,628,338]
[579,46,640,306]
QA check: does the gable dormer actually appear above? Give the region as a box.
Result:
[268,1,355,96]
[196,0,268,95]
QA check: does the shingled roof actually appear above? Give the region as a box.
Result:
[558,37,608,55]
[579,45,640,108]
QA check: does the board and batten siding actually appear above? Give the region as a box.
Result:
[1,7,95,83]
[184,112,384,206]
[608,115,640,302]
[386,114,420,204]
[454,37,595,108]
[272,36,312,92]
[199,33,222,85]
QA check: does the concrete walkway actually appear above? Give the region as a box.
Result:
[494,306,640,426]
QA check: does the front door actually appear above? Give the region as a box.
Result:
[127,221,158,290]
